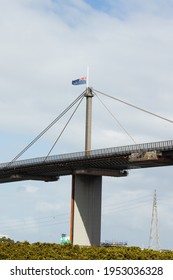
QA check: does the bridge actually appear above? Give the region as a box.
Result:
[1,87,173,246]
[1,139,173,183]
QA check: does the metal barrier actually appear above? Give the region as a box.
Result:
[1,139,173,170]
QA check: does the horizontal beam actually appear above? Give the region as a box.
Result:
[0,140,173,184]
[10,174,59,182]
[73,169,128,177]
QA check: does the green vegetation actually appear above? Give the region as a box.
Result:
[0,237,14,243]
[0,241,173,260]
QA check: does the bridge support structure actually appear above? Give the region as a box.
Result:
[69,87,128,246]
[69,169,127,246]
[70,174,102,246]
[69,87,102,246]
[70,86,103,246]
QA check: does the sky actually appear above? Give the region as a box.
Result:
[0,0,173,250]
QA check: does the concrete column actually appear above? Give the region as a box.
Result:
[85,87,94,156]
[70,174,102,246]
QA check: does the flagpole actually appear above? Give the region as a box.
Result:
[87,65,89,88]
[85,66,93,155]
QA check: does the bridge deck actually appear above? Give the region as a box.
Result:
[0,140,173,183]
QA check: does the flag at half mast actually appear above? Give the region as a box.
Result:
[72,77,87,85]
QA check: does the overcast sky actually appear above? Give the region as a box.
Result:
[0,0,173,250]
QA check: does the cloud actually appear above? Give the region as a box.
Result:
[36,201,62,212]
[1,0,173,132]
[106,0,173,19]
[20,185,39,193]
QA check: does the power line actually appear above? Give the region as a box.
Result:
[103,194,152,214]
[0,195,151,232]
[0,213,69,232]
[1,220,69,232]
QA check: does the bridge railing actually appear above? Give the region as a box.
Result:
[1,139,173,170]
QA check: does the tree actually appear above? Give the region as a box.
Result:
[0,237,14,243]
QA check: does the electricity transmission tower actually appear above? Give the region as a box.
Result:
[148,189,160,250]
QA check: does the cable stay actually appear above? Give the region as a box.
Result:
[44,94,85,161]
[94,91,137,145]
[94,89,173,124]
[6,91,85,167]
[5,87,173,168]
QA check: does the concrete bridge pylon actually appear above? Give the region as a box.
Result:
[69,87,102,246]
[70,174,102,246]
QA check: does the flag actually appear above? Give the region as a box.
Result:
[72,77,87,85]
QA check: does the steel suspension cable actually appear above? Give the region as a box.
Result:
[94,92,137,144]
[93,89,173,124]
[44,95,85,161]
[7,91,85,166]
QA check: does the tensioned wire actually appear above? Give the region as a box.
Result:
[1,192,170,232]
[6,87,173,167]
[94,91,137,145]
[93,89,173,124]
[0,194,152,232]
[0,219,65,232]
[5,91,85,167]
[44,94,85,161]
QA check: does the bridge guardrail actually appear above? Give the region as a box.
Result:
[1,139,173,170]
